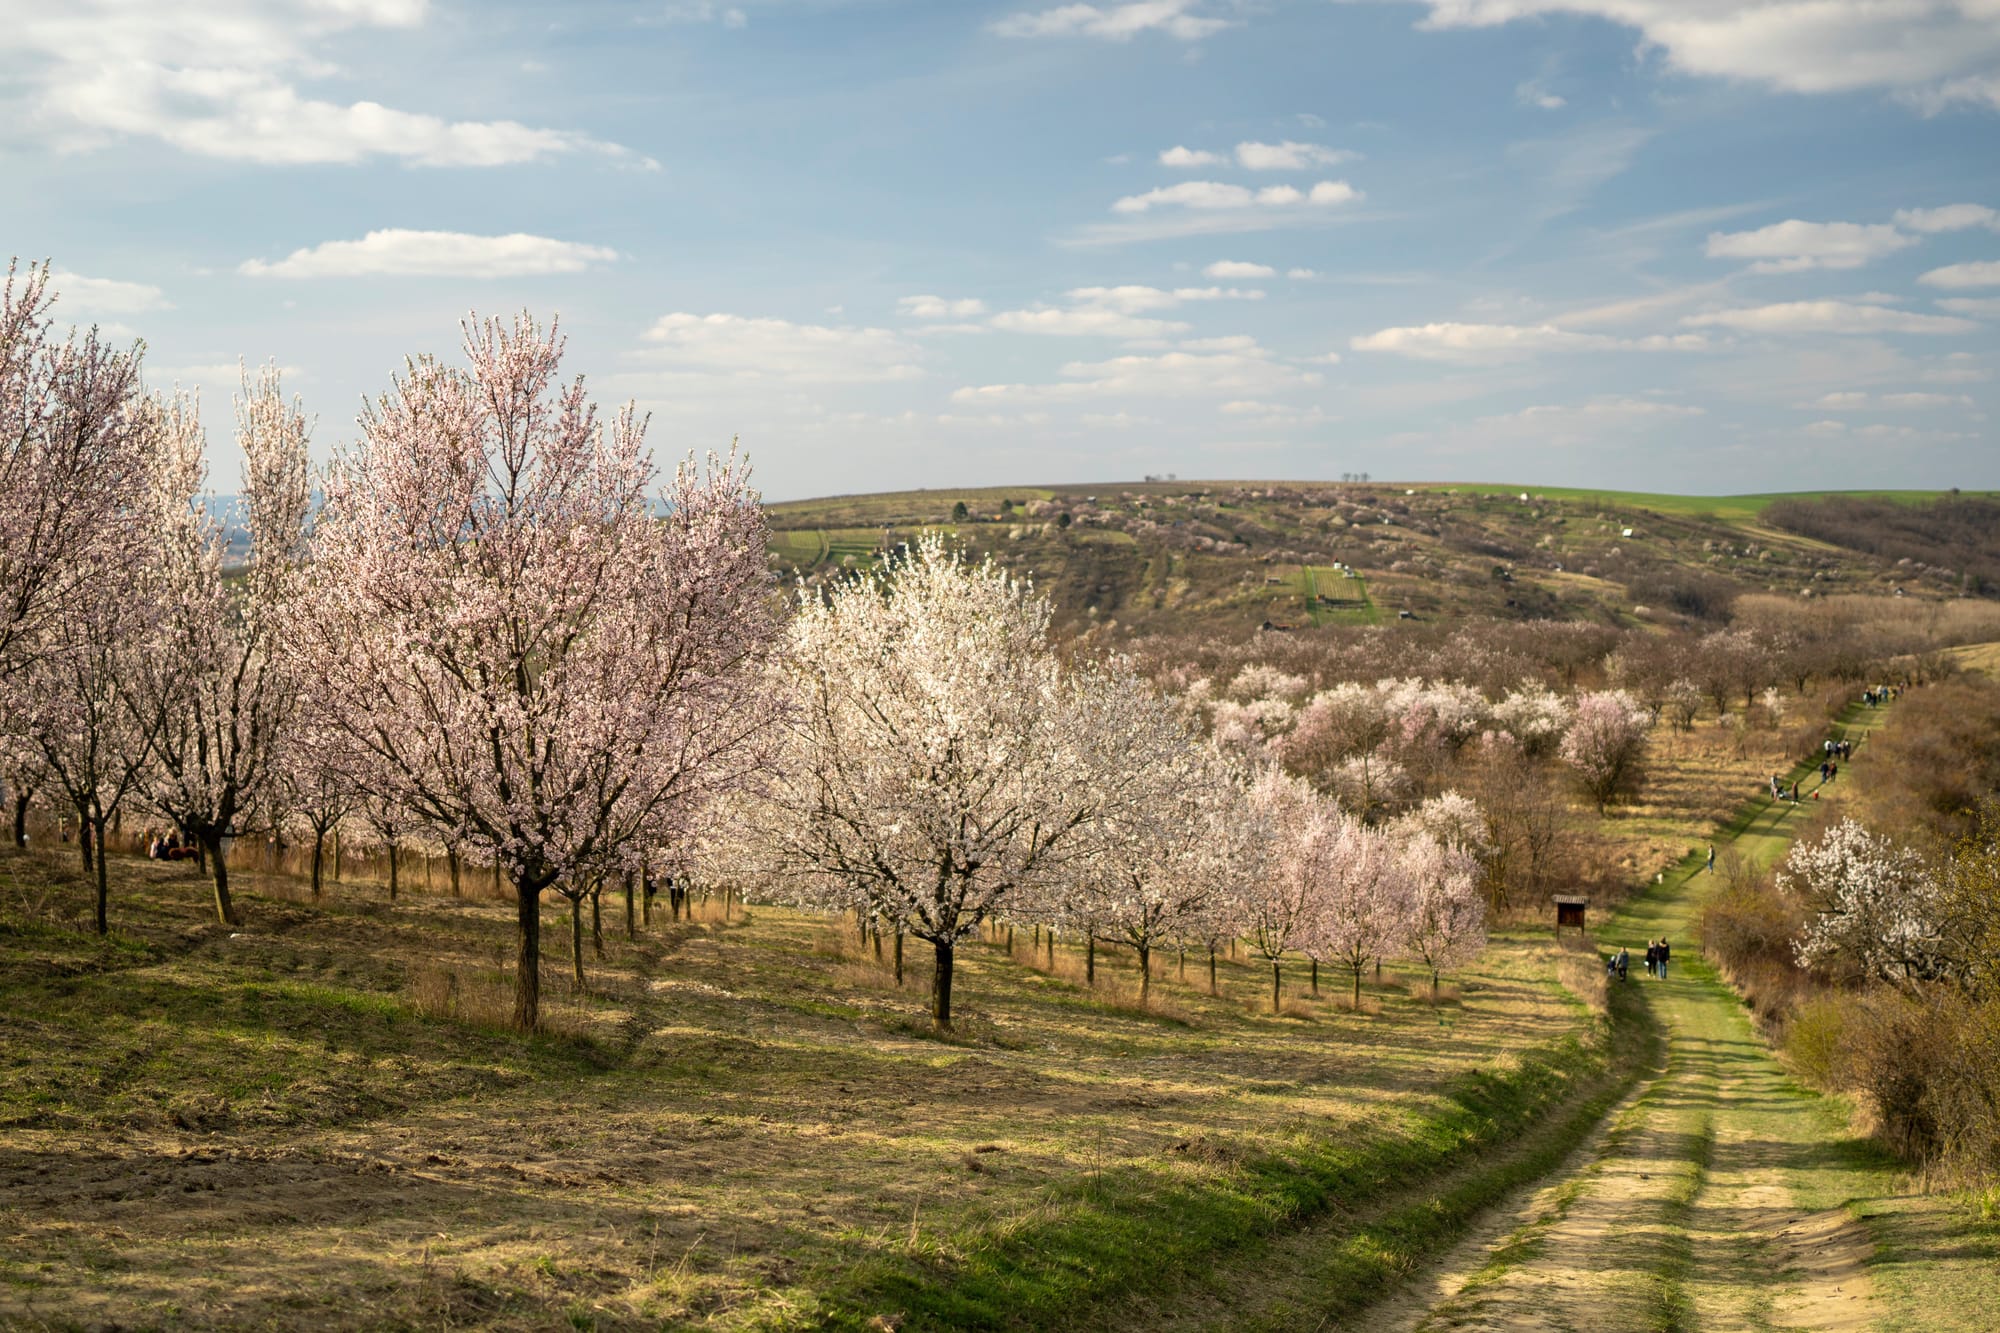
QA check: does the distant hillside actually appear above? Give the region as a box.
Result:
[765,482,1997,637]
[1764,493,2000,596]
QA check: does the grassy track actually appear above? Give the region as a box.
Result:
[1373,701,2000,1332]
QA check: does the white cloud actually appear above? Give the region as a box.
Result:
[989,307,1192,337]
[1937,296,2000,317]
[1894,203,2000,233]
[239,230,618,278]
[989,1,1234,41]
[953,346,1319,403]
[1349,321,1705,362]
[1182,334,1261,351]
[1287,267,1319,279]
[1704,219,1914,273]
[898,294,987,319]
[1160,145,1226,167]
[7,1,642,167]
[1205,259,1276,278]
[1398,1,2000,112]
[1920,260,2000,289]
[1799,390,1972,410]
[1110,179,1360,214]
[48,270,171,314]
[1516,80,1566,109]
[1683,300,1978,335]
[1500,396,1704,423]
[1922,354,1993,383]
[1065,284,1265,312]
[638,313,923,384]
[1232,140,1358,170]
[661,2,748,25]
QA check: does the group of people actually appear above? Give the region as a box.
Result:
[1769,732,1858,805]
[1605,938,1671,981]
[146,830,199,862]
[1862,685,1896,706]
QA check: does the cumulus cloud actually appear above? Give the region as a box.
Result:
[1936,296,2000,317]
[1919,260,2000,289]
[1894,203,2000,233]
[48,270,171,314]
[1800,390,1973,409]
[239,230,619,278]
[898,294,987,319]
[1683,300,1978,334]
[1396,1,2000,112]
[1516,79,1566,109]
[5,1,643,167]
[1233,140,1359,170]
[1065,284,1265,311]
[1111,179,1360,213]
[990,1,1234,41]
[1500,396,1704,422]
[637,312,923,384]
[1704,219,1914,272]
[1205,260,1276,278]
[1287,267,1319,279]
[1349,321,1704,361]
[1160,145,1226,167]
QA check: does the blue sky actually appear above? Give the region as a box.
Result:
[6,0,1999,500]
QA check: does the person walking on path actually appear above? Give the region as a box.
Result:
[1706,844,1716,873]
[1657,938,1670,980]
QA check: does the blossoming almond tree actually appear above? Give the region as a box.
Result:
[1559,689,1651,814]
[134,371,310,928]
[1242,768,1330,1013]
[295,314,776,1032]
[1304,816,1408,1011]
[1781,818,1950,986]
[0,260,150,679]
[744,536,1100,1028]
[1398,834,1487,996]
[1066,669,1240,1004]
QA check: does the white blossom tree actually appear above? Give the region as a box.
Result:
[1303,816,1408,1010]
[743,536,1104,1028]
[1781,818,1949,986]
[1399,834,1487,996]
[294,315,777,1031]
[1241,768,1329,1013]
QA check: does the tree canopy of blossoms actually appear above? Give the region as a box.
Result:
[0,261,150,680]
[1780,818,1949,987]
[1398,834,1486,995]
[294,314,777,1032]
[133,372,309,928]
[742,536,1104,1028]
[1241,768,1332,1012]
[1559,689,1651,813]
[1300,815,1407,1010]
[1062,671,1243,1002]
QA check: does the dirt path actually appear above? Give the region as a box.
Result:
[1361,704,1891,1333]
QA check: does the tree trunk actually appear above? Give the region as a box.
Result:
[1208,947,1217,995]
[447,847,462,897]
[1311,958,1319,996]
[894,930,904,985]
[873,924,884,961]
[1352,966,1363,1011]
[1138,942,1151,1004]
[310,830,326,899]
[204,830,238,928]
[1271,960,1281,1014]
[1433,967,1441,999]
[91,811,109,936]
[1086,935,1096,986]
[77,806,93,873]
[624,873,635,939]
[386,842,400,900]
[12,791,28,848]
[571,892,586,987]
[332,829,341,882]
[590,884,603,957]
[1178,947,1185,980]
[932,937,955,1028]
[513,877,541,1032]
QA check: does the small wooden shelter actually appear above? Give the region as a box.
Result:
[1552,895,1588,938]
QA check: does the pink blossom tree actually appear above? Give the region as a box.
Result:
[133,371,311,928]
[1559,689,1651,814]
[1399,834,1487,996]
[0,261,151,680]
[1303,816,1408,1011]
[1242,768,1330,1013]
[294,315,776,1031]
